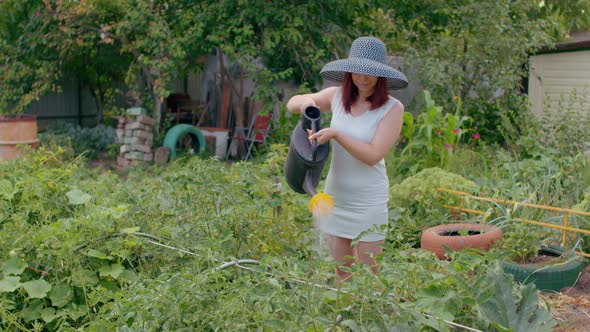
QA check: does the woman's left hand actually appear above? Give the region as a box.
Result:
[308,128,338,145]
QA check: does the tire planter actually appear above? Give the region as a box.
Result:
[501,246,585,292]
[162,124,205,160]
[420,223,503,259]
[0,115,38,161]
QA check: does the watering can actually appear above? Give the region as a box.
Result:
[284,106,330,197]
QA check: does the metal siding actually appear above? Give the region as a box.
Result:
[529,51,590,117]
[187,70,205,101]
[27,79,77,117]
[24,77,121,127]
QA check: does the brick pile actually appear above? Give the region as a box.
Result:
[115,115,155,168]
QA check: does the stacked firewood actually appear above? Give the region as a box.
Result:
[115,114,155,168]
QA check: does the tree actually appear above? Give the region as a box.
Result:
[195,0,368,97]
[2,0,367,132]
[4,0,582,142]
[541,0,590,36]
[46,0,208,134]
[57,25,132,124]
[0,0,59,115]
[354,0,560,145]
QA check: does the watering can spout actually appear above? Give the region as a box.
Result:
[302,171,318,197]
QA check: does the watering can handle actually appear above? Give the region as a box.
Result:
[311,120,318,161]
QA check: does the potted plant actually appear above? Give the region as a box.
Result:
[419,194,511,259]
[495,222,586,292]
[420,216,504,259]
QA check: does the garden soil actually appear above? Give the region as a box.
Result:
[545,264,590,332]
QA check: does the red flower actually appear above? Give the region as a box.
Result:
[472,133,481,139]
[444,144,451,150]
[454,128,460,134]
[435,130,442,135]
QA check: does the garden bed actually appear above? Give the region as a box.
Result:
[545,265,590,331]
[84,156,590,331]
[1,141,588,331]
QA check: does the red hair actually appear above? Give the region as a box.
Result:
[341,72,389,113]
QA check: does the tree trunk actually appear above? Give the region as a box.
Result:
[153,94,162,138]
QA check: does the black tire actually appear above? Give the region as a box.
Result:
[501,246,585,292]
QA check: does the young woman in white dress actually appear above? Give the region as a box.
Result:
[287,36,408,285]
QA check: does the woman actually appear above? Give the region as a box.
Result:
[286,36,408,284]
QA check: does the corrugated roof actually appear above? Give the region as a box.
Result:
[537,31,590,54]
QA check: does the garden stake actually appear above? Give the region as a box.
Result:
[562,212,569,248]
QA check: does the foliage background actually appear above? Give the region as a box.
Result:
[2,0,588,137]
[1,0,589,330]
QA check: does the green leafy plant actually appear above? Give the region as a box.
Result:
[399,91,472,169]
[494,222,550,263]
[477,262,556,332]
[388,167,479,246]
[464,191,571,264]
[539,87,590,157]
[390,167,477,221]
[39,123,115,159]
[0,136,575,331]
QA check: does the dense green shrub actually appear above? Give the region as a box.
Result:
[387,167,478,248]
[0,145,312,330]
[390,167,477,221]
[539,88,590,157]
[39,123,116,159]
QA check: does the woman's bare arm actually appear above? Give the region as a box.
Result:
[286,87,338,114]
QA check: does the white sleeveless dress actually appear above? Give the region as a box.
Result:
[320,88,399,242]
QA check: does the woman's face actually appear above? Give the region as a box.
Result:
[351,73,378,95]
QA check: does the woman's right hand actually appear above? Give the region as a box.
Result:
[308,128,339,145]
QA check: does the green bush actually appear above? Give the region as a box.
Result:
[390,167,478,222]
[39,123,116,159]
[387,167,479,248]
[493,222,552,263]
[539,88,590,157]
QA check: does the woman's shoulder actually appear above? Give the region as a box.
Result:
[386,95,404,110]
[386,94,400,104]
[314,86,339,101]
[326,86,340,97]
[321,86,339,106]
[375,96,403,120]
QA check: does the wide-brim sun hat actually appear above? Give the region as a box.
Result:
[320,36,408,90]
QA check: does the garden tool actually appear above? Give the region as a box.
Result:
[284,106,333,214]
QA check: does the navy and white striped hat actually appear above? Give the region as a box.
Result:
[320,36,408,90]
